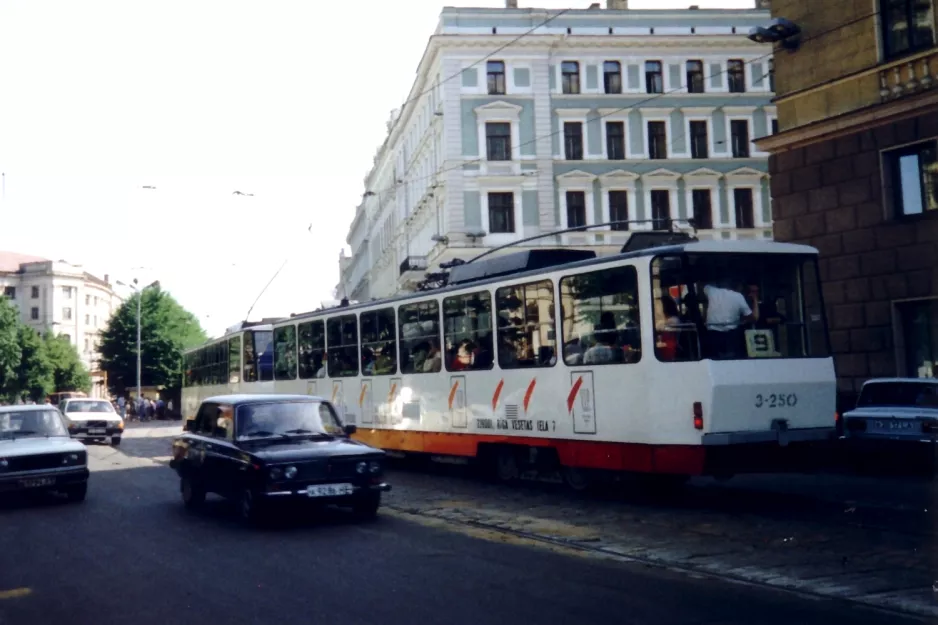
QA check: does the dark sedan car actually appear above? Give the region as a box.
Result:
[170,394,390,525]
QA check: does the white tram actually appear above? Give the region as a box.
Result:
[181,322,275,420]
[222,238,838,484]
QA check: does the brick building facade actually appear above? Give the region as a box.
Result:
[758,1,938,408]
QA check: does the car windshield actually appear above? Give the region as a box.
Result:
[650,253,829,362]
[0,410,69,438]
[235,401,343,439]
[857,382,938,409]
[65,400,114,413]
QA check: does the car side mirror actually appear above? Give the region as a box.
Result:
[343,424,357,436]
[184,420,195,432]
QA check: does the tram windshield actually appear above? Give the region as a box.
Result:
[651,253,830,362]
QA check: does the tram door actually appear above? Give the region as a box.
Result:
[569,371,597,434]
[449,376,468,428]
[360,379,374,425]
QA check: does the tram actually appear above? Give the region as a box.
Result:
[180,322,275,421]
[259,234,836,486]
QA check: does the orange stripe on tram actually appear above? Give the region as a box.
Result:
[567,376,584,413]
[359,385,367,407]
[448,380,460,410]
[523,378,537,412]
[331,385,339,403]
[491,379,505,412]
[387,383,397,403]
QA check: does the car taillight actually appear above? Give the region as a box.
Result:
[693,402,703,430]
[834,412,841,425]
[845,418,867,432]
[921,419,938,433]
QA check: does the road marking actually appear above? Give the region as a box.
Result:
[0,588,31,600]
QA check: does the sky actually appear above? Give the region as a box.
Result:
[0,0,754,338]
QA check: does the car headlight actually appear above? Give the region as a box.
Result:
[269,467,282,480]
[356,461,367,474]
[284,466,298,479]
[113,420,124,430]
[369,460,381,474]
[61,452,84,466]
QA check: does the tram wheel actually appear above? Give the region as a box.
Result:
[562,467,592,492]
[495,447,520,482]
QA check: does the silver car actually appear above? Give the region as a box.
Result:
[843,378,938,442]
[0,405,89,502]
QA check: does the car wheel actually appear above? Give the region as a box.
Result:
[239,488,264,526]
[111,436,121,446]
[180,476,205,510]
[65,482,87,503]
[352,492,381,520]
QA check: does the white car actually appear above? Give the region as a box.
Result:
[0,405,89,502]
[843,378,938,442]
[60,398,124,445]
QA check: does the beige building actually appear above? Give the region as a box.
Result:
[0,251,123,397]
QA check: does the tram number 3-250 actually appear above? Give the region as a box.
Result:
[754,393,798,408]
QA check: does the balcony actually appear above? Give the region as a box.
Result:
[879,49,938,102]
[398,256,428,290]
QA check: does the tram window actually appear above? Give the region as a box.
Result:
[254,330,274,382]
[650,254,831,361]
[228,335,241,384]
[443,291,494,372]
[560,266,642,366]
[273,325,298,380]
[327,314,359,377]
[297,320,326,379]
[243,332,257,382]
[399,300,442,374]
[496,280,556,369]
[360,308,397,376]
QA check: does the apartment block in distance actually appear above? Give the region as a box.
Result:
[338,0,776,301]
[757,0,938,407]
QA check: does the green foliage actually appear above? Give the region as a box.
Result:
[0,297,90,402]
[98,286,207,395]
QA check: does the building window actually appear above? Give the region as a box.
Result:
[488,192,515,233]
[62,286,72,299]
[650,190,671,230]
[645,61,663,93]
[84,338,90,353]
[30,307,38,320]
[487,60,506,95]
[689,120,709,159]
[734,188,756,228]
[93,315,97,327]
[603,61,622,94]
[768,58,775,92]
[566,191,587,231]
[728,59,746,92]
[609,191,629,230]
[3,286,14,299]
[887,140,938,217]
[647,121,667,160]
[898,298,938,377]
[297,320,325,379]
[84,294,90,305]
[442,291,494,372]
[560,266,641,367]
[360,308,397,376]
[606,121,625,160]
[561,61,580,94]
[771,118,779,134]
[495,280,556,369]
[31,286,38,299]
[63,307,73,321]
[85,314,90,325]
[686,60,705,93]
[691,189,713,229]
[398,300,441,374]
[564,122,584,160]
[881,0,936,59]
[730,119,750,157]
[485,122,511,161]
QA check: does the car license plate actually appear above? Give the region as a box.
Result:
[874,420,914,431]
[306,483,353,498]
[19,477,54,488]
[88,428,106,434]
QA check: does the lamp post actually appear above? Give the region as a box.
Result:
[116,277,159,401]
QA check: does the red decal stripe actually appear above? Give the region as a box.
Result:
[387,383,397,403]
[523,378,537,413]
[567,377,584,414]
[491,379,504,412]
[448,381,460,410]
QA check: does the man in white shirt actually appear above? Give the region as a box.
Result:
[701,282,759,358]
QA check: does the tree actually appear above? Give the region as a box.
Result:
[43,332,91,394]
[0,297,21,399]
[98,286,206,396]
[14,326,54,402]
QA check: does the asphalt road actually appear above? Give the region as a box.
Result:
[0,441,926,625]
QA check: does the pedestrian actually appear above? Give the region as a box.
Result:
[117,395,126,420]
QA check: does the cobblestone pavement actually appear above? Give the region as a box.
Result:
[115,422,938,619]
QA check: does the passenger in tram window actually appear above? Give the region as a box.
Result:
[584,314,622,365]
[473,337,494,369]
[563,338,583,365]
[655,296,682,361]
[361,347,376,376]
[423,340,442,373]
[700,280,759,359]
